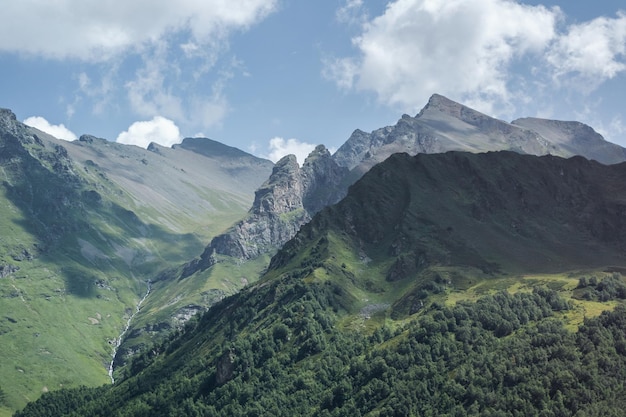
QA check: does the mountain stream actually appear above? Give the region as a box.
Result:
[108,280,151,384]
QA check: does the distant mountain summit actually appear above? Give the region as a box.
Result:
[333,93,625,174]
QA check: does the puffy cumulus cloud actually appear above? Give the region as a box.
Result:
[326,0,559,115]
[328,1,626,118]
[23,116,78,141]
[0,1,278,60]
[546,12,626,90]
[116,117,181,148]
[265,137,316,165]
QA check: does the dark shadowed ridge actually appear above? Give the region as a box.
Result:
[272,150,626,276]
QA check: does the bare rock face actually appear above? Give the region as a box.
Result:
[186,146,348,275]
[254,155,305,215]
[0,264,19,278]
[512,117,626,164]
[301,145,350,214]
[200,154,309,264]
[216,350,236,385]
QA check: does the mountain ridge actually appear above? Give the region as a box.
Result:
[333,93,624,173]
[273,151,626,279]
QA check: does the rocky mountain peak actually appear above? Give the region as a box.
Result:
[418,93,466,118]
[253,154,303,216]
[0,108,31,139]
[78,134,108,145]
[419,93,506,131]
[303,144,331,162]
[301,145,349,214]
[333,92,626,173]
[0,108,17,121]
[184,147,349,275]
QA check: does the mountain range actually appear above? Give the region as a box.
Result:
[14,149,626,417]
[2,94,626,415]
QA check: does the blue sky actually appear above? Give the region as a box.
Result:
[1,1,625,164]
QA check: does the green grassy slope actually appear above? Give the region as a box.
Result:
[0,111,272,415]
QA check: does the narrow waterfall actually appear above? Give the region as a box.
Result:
[108,280,151,384]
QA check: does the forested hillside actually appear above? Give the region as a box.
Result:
[14,273,626,416]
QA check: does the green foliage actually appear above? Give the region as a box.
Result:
[575,273,626,302]
[15,279,626,417]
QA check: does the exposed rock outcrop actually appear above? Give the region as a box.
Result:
[0,264,19,278]
[183,145,348,275]
[216,350,236,385]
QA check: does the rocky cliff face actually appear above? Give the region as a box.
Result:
[300,145,350,214]
[185,145,348,275]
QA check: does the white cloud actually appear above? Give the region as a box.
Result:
[0,1,277,136]
[116,117,181,148]
[265,137,316,165]
[124,42,237,131]
[326,0,559,115]
[75,68,118,115]
[328,1,626,119]
[0,1,278,61]
[336,0,367,25]
[23,116,78,141]
[546,12,626,91]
